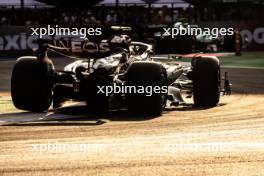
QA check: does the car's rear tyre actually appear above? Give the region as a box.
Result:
[192,56,220,107]
[85,70,110,114]
[11,57,54,112]
[125,62,167,115]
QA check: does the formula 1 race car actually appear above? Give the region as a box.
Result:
[139,21,240,54]
[11,26,231,115]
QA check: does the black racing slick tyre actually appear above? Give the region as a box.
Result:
[11,57,54,112]
[85,70,110,114]
[125,62,167,115]
[192,56,220,107]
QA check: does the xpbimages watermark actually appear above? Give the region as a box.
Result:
[163,25,234,39]
[97,84,168,96]
[31,141,103,154]
[30,25,102,39]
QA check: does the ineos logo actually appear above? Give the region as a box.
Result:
[54,40,110,53]
[72,41,110,53]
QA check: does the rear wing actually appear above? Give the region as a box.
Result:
[37,34,131,59]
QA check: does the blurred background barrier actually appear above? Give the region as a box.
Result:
[0,21,263,57]
[0,0,263,57]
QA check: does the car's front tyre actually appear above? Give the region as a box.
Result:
[192,56,220,107]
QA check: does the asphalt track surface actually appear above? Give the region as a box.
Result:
[0,57,264,175]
